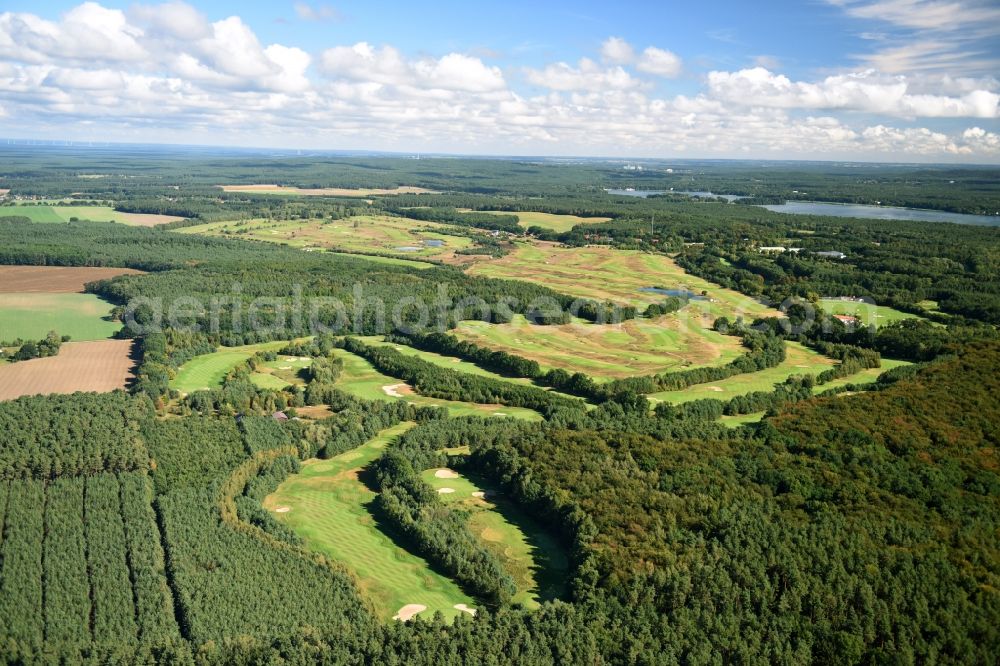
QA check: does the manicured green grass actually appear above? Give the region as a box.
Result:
[0,293,121,342]
[819,299,918,327]
[325,251,434,269]
[332,347,543,421]
[2,205,121,223]
[420,466,568,609]
[477,210,611,233]
[648,342,838,404]
[814,358,911,393]
[265,423,475,621]
[179,215,472,260]
[454,314,745,381]
[170,341,291,393]
[719,412,765,428]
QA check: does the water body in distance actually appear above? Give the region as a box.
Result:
[763,201,1000,226]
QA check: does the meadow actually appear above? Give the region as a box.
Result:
[219,184,435,196]
[0,293,121,342]
[264,423,475,621]
[419,466,568,609]
[477,210,611,233]
[453,314,746,380]
[180,215,472,262]
[818,298,919,327]
[0,204,182,225]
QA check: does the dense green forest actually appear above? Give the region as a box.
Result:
[0,150,997,664]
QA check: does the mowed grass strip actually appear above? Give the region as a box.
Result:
[0,293,121,342]
[648,342,837,404]
[420,467,568,609]
[169,341,292,394]
[332,347,543,421]
[819,299,919,327]
[265,423,474,621]
[453,314,745,381]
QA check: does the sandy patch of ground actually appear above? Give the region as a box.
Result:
[392,604,427,621]
[116,211,185,226]
[274,506,290,513]
[0,339,136,401]
[220,184,436,197]
[382,384,406,397]
[434,468,459,479]
[706,386,724,392]
[471,491,486,499]
[294,405,334,419]
[437,487,455,494]
[0,265,144,293]
[454,604,476,616]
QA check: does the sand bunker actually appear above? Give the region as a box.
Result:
[279,366,292,370]
[706,386,724,392]
[434,468,459,479]
[393,604,427,621]
[382,384,406,397]
[274,506,290,513]
[454,604,476,616]
[471,491,486,499]
[437,487,455,494]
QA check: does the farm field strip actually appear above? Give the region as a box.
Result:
[0,340,136,401]
[0,204,182,225]
[219,184,436,196]
[265,423,474,621]
[475,210,611,233]
[419,467,568,609]
[0,293,121,342]
[0,266,144,293]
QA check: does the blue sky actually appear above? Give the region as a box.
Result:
[1,1,998,161]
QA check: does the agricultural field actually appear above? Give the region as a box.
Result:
[454,314,746,380]
[468,243,782,319]
[0,204,182,225]
[332,346,542,421]
[219,184,436,196]
[819,298,919,327]
[0,473,179,644]
[179,215,473,262]
[419,466,568,609]
[478,210,611,233]
[0,266,144,293]
[0,340,136,401]
[0,293,121,342]
[169,341,293,394]
[264,423,475,621]
[648,342,837,404]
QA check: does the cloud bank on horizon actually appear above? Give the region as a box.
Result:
[0,0,998,161]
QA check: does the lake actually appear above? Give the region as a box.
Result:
[763,201,1000,226]
[677,191,747,202]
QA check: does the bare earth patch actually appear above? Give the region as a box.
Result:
[0,339,136,401]
[471,491,486,499]
[0,265,144,293]
[434,468,459,479]
[453,604,476,616]
[706,386,725,392]
[274,506,291,513]
[116,211,185,226]
[437,487,456,494]
[295,405,335,419]
[392,604,427,621]
[382,383,412,397]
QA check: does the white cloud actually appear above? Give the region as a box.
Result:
[524,58,641,92]
[707,67,999,118]
[131,1,211,39]
[600,37,634,64]
[636,47,681,78]
[294,3,341,22]
[320,43,503,92]
[0,3,146,63]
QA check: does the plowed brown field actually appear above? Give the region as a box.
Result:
[0,339,136,401]
[0,265,143,293]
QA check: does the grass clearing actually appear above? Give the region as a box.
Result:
[265,423,474,621]
[0,293,121,342]
[0,204,182,225]
[179,215,473,262]
[648,342,837,404]
[815,358,911,392]
[476,210,611,233]
[169,341,292,394]
[332,347,542,421]
[420,466,568,609]
[454,314,745,381]
[219,184,435,196]
[819,299,918,327]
